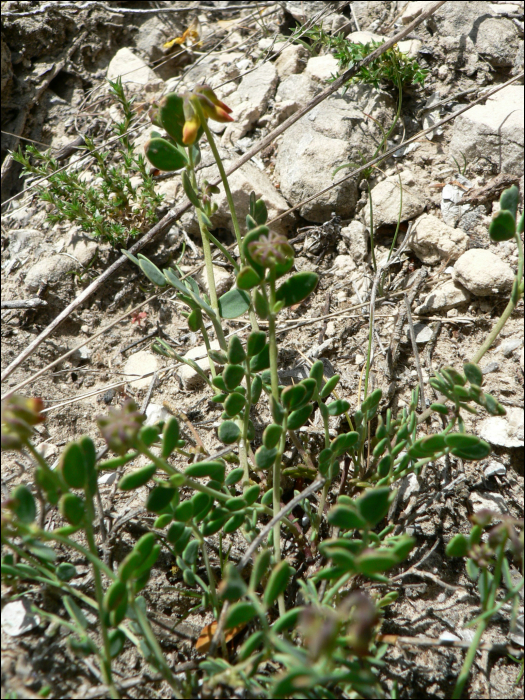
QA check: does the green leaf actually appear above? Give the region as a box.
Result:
[218,289,250,319]
[255,445,278,470]
[218,420,241,444]
[144,137,188,171]
[139,425,159,447]
[244,484,260,506]
[182,170,202,209]
[103,580,127,612]
[173,500,194,522]
[249,548,271,592]
[167,521,186,544]
[162,417,180,458]
[263,424,282,449]
[242,225,269,277]
[282,384,306,410]
[57,563,78,582]
[518,211,524,234]
[309,360,324,391]
[238,631,264,661]
[182,539,199,566]
[326,399,350,416]
[59,494,86,526]
[450,441,491,460]
[272,607,304,633]
[327,504,366,530]
[246,213,258,231]
[271,397,285,424]
[499,184,519,220]
[356,488,392,527]
[251,374,263,404]
[146,487,177,513]
[319,374,340,399]
[444,433,482,449]
[228,335,246,364]
[137,255,167,287]
[356,549,399,575]
[225,468,244,486]
[60,441,87,489]
[158,92,185,144]
[299,378,317,405]
[275,272,318,308]
[108,629,126,659]
[263,561,292,606]
[254,198,268,225]
[121,248,140,267]
[220,562,247,601]
[236,266,262,290]
[223,364,245,391]
[431,403,449,415]
[225,601,258,629]
[118,464,157,491]
[10,485,36,524]
[324,546,356,571]
[463,362,483,387]
[419,434,447,454]
[287,403,313,430]
[135,533,156,561]
[446,533,469,557]
[331,431,359,457]
[247,331,267,357]
[185,461,226,482]
[192,492,213,522]
[187,308,202,332]
[224,392,245,417]
[254,290,269,319]
[225,496,247,511]
[223,512,245,533]
[361,388,382,413]
[250,344,270,372]
[489,209,516,242]
[154,513,173,528]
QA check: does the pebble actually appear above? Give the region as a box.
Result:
[453,249,514,296]
[469,491,507,515]
[123,351,161,390]
[481,361,499,375]
[145,403,171,426]
[480,407,524,448]
[500,338,523,356]
[484,461,506,478]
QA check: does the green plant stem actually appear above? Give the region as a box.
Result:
[200,321,217,382]
[194,206,221,319]
[471,231,524,364]
[193,527,220,618]
[367,181,377,274]
[84,496,119,699]
[191,97,243,257]
[241,369,253,489]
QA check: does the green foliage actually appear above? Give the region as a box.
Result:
[12,78,164,245]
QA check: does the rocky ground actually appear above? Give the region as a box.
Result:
[1,1,524,698]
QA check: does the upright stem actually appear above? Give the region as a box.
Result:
[267,270,285,616]
[471,231,523,364]
[191,97,243,257]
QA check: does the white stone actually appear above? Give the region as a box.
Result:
[98,471,118,486]
[341,221,368,263]
[71,345,92,363]
[365,170,426,229]
[413,323,433,344]
[469,491,507,515]
[480,407,524,448]
[415,279,471,314]
[453,249,515,296]
[145,403,171,426]
[484,461,506,477]
[401,1,433,25]
[106,47,163,91]
[222,62,278,145]
[410,214,469,265]
[36,443,58,460]
[275,44,308,79]
[499,337,523,356]
[276,72,322,109]
[1,599,40,637]
[348,30,384,44]
[304,54,339,82]
[123,351,161,389]
[398,39,422,57]
[449,85,524,175]
[332,254,357,279]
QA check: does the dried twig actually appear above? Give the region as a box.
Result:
[1,298,48,309]
[404,293,426,410]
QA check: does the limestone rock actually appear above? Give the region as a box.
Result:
[25,255,78,292]
[365,170,426,229]
[410,214,468,265]
[341,221,368,263]
[304,54,339,82]
[453,249,514,296]
[275,44,308,79]
[415,280,471,314]
[449,85,524,175]
[480,407,524,448]
[124,351,161,389]
[475,17,520,66]
[177,340,221,390]
[106,48,163,92]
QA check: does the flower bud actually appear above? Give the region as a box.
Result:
[194,84,233,114]
[97,399,145,455]
[248,232,294,268]
[1,395,45,450]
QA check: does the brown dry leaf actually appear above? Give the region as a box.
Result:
[195,620,246,654]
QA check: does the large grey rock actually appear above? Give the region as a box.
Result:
[415,280,471,314]
[428,1,495,39]
[275,44,308,80]
[453,249,515,296]
[274,72,323,123]
[275,85,395,222]
[365,170,426,229]
[410,214,468,265]
[25,253,82,293]
[180,154,293,237]
[449,85,523,175]
[222,62,278,145]
[475,17,521,67]
[106,48,163,93]
[304,54,339,82]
